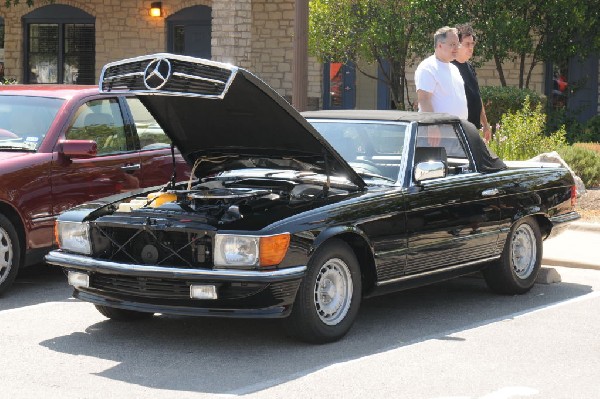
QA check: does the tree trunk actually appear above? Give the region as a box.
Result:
[519,52,526,89]
[494,53,507,87]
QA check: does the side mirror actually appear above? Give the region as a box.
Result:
[414,161,446,182]
[58,140,97,159]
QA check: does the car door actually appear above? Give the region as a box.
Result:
[404,122,502,275]
[123,97,190,187]
[51,96,144,215]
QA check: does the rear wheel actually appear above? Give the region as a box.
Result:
[95,304,154,321]
[483,217,542,295]
[284,239,361,344]
[0,215,21,296]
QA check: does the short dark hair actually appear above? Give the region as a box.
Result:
[455,23,477,42]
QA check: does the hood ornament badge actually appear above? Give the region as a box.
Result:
[143,58,172,90]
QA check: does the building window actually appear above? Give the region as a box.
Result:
[23,5,95,84]
[27,23,94,84]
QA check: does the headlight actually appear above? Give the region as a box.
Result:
[56,221,91,255]
[214,233,290,268]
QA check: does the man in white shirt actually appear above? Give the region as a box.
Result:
[415,26,468,120]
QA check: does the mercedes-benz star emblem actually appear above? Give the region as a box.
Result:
[143,58,172,90]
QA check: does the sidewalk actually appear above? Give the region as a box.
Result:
[542,221,600,271]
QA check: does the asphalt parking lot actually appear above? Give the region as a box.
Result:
[1,223,599,399]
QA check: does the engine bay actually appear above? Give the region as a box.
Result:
[112,176,351,225]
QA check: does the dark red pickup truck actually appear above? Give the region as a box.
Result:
[0,85,190,294]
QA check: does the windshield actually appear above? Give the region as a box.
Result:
[310,120,408,182]
[0,95,64,151]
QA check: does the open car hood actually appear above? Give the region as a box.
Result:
[99,53,365,189]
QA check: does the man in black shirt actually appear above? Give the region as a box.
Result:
[452,23,492,142]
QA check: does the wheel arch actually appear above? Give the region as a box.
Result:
[0,201,26,256]
[312,227,377,295]
[532,214,553,239]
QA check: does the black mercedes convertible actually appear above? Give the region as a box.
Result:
[46,54,580,343]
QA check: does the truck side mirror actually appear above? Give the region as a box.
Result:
[58,140,98,159]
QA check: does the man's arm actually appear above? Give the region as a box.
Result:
[417,89,434,112]
[480,100,491,143]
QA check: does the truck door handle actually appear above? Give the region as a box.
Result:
[121,163,141,173]
[481,188,499,197]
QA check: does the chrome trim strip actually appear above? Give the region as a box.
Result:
[103,72,144,81]
[172,72,226,85]
[376,255,500,286]
[46,250,306,280]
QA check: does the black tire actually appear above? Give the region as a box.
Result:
[95,304,154,321]
[284,239,362,344]
[0,214,21,296]
[483,216,542,295]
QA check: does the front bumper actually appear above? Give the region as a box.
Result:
[46,250,306,318]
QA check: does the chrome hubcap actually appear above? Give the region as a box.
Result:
[511,223,536,279]
[314,258,353,326]
[0,226,14,284]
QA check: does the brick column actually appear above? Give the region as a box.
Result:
[211,0,252,68]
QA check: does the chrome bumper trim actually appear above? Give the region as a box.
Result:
[548,211,580,225]
[46,250,306,282]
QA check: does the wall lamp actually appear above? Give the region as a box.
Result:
[149,2,162,17]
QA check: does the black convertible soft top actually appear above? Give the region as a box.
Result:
[460,120,507,173]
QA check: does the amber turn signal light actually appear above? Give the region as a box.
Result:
[54,221,60,248]
[259,234,290,266]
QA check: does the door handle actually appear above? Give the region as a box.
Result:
[481,188,499,197]
[121,163,141,172]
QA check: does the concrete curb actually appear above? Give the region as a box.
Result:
[541,221,600,271]
[567,221,600,233]
[542,258,600,271]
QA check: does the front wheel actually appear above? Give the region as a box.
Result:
[483,217,542,295]
[284,239,361,344]
[95,304,154,321]
[0,215,21,296]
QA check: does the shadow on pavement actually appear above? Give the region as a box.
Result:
[39,276,593,395]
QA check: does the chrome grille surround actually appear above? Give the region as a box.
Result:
[99,53,237,99]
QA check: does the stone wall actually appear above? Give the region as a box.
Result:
[251,0,321,107]
[0,0,321,107]
[3,1,587,113]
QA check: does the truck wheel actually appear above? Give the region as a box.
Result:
[95,304,154,321]
[483,217,542,295]
[0,215,21,296]
[284,239,361,344]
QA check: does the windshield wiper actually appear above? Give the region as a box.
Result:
[0,145,36,152]
[355,171,396,183]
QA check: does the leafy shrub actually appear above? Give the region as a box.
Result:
[480,86,545,132]
[0,77,17,85]
[578,115,600,143]
[489,96,567,160]
[557,145,600,188]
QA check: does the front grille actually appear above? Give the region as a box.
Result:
[89,274,300,301]
[92,274,190,299]
[100,55,234,97]
[90,224,212,268]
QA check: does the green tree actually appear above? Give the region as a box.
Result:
[309,0,457,110]
[461,0,600,89]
